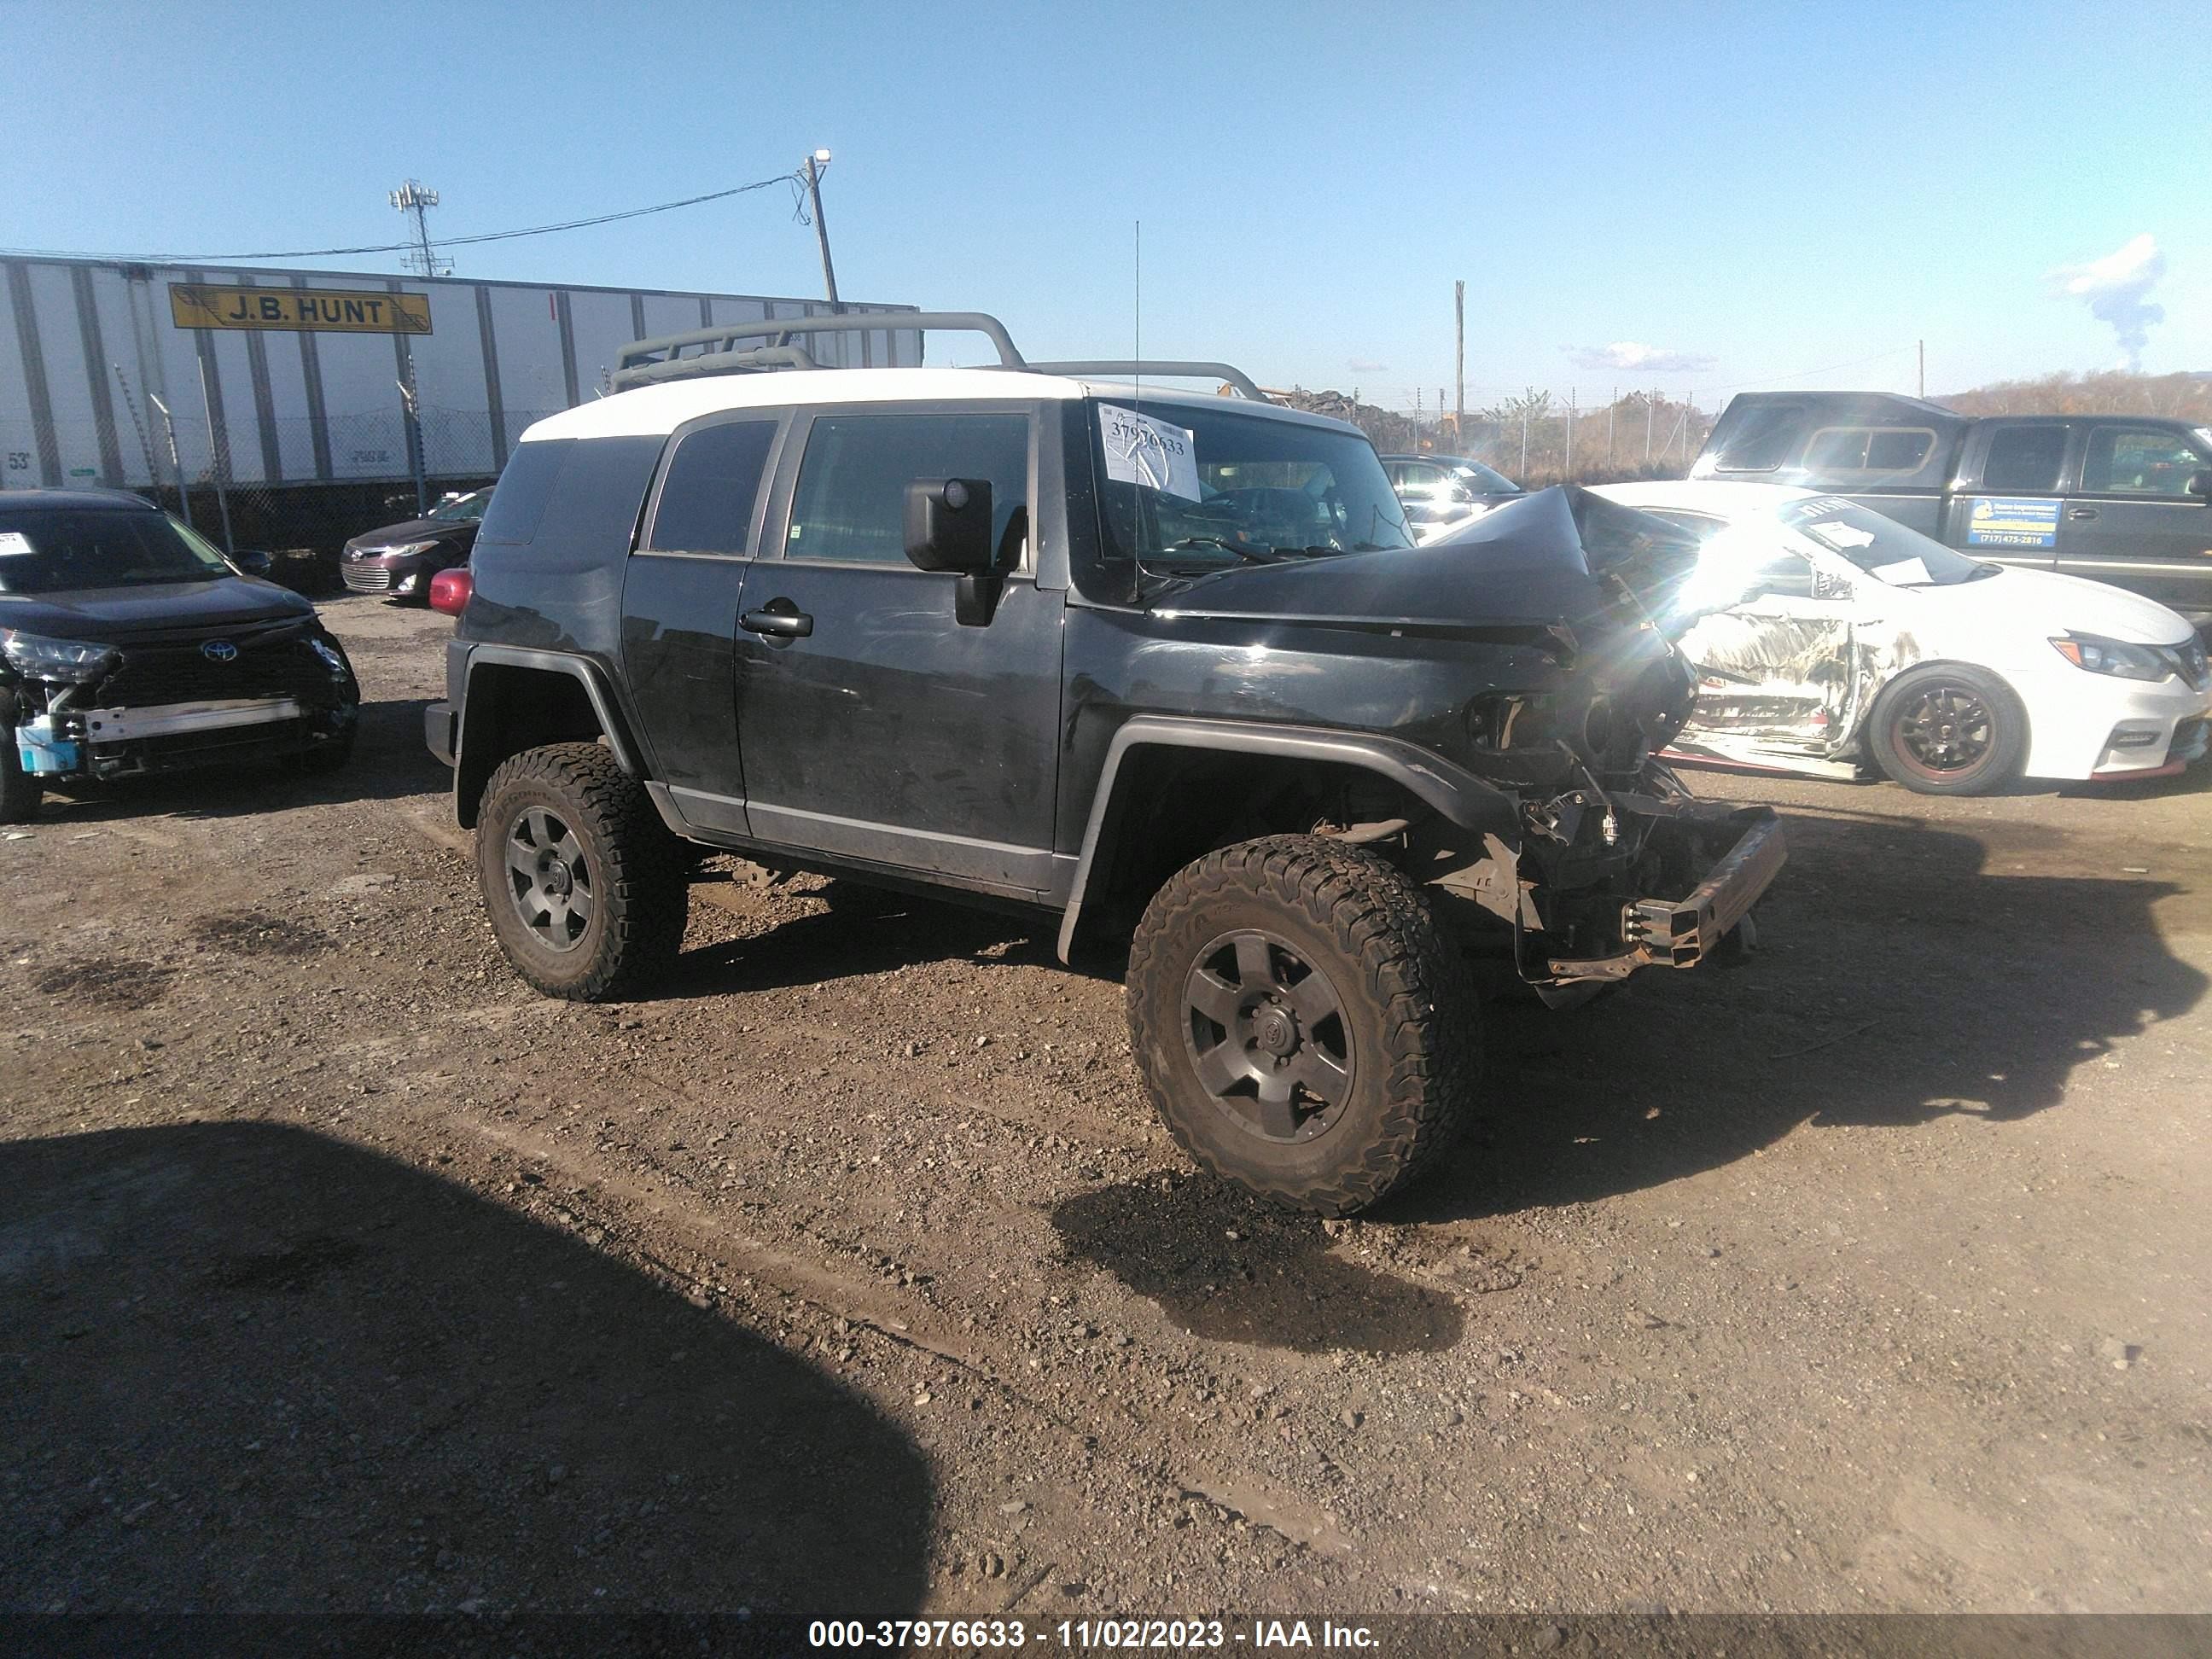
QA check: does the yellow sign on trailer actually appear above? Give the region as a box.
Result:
[168,283,433,335]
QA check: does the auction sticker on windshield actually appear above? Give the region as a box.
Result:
[1966,496,2060,548]
[1100,405,1202,500]
[0,533,33,556]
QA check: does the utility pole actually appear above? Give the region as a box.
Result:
[388,180,450,277]
[1453,281,1464,439]
[1644,388,1655,461]
[1918,339,1925,399]
[1565,387,1575,478]
[1608,384,1616,466]
[802,149,841,309]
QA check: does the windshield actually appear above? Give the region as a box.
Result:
[1776,496,1988,585]
[1447,459,1520,494]
[0,505,231,594]
[1092,400,1413,584]
[428,488,492,523]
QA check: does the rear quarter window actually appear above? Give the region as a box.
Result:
[474,439,573,545]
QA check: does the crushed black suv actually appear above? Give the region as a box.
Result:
[2,489,359,821]
[425,313,1783,1214]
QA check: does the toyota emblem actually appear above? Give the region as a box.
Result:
[201,640,239,662]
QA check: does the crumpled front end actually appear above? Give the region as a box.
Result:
[6,620,358,784]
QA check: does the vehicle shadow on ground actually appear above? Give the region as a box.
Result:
[665,880,1061,998]
[31,696,448,824]
[0,1122,931,1615]
[1391,812,2208,1223]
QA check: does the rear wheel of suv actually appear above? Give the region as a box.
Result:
[475,742,688,1001]
[1868,664,2027,796]
[1126,835,1481,1215]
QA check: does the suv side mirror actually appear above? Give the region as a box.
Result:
[904,478,997,573]
[905,478,1008,626]
[2188,469,2212,500]
[230,550,274,577]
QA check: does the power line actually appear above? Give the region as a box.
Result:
[0,172,801,265]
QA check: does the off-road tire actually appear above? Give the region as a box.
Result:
[0,742,40,824]
[476,742,688,1001]
[1126,835,1481,1215]
[1867,663,2027,797]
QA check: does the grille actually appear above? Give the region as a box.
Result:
[342,565,396,592]
[98,624,337,708]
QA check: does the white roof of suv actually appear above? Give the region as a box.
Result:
[522,368,1359,444]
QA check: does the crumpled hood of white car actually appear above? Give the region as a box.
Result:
[1900,565,2196,647]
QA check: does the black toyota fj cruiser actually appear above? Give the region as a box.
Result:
[425,313,1783,1214]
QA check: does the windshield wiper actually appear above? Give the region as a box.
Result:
[1164,536,1284,564]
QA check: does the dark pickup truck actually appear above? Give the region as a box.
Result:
[1691,392,2212,630]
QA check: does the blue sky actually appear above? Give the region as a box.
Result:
[8,0,2207,409]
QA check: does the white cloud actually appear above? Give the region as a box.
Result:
[1348,357,1388,374]
[1568,341,1715,374]
[2051,233,2167,370]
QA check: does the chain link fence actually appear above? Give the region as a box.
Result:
[1270,387,1719,490]
[9,405,560,591]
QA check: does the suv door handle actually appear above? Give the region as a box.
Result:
[2067,507,2099,521]
[741,602,813,638]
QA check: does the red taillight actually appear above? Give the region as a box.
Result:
[428,567,473,616]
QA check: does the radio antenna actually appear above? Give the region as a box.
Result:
[1132,218,1142,412]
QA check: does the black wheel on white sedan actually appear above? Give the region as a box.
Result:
[1867,663,2028,796]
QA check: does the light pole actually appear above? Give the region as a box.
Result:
[802,148,840,310]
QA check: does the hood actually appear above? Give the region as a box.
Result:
[1154,487,1701,637]
[350,515,473,549]
[1902,565,2197,647]
[0,575,316,643]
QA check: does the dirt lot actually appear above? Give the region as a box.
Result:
[3,596,2209,1621]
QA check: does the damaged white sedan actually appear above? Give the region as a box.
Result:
[1593,481,2212,795]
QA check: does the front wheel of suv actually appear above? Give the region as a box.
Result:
[475,742,688,1001]
[1126,835,1481,1215]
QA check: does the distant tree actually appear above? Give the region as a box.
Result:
[1938,369,2212,422]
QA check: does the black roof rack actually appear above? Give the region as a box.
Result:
[610,311,1026,391]
[607,310,1273,404]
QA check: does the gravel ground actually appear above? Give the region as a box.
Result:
[3,595,2208,1619]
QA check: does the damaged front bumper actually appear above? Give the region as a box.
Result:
[15,696,350,781]
[1543,798,1785,982]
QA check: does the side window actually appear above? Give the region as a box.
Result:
[1981,427,2067,493]
[785,411,1029,565]
[645,419,778,554]
[2081,428,2203,497]
[1803,426,1936,473]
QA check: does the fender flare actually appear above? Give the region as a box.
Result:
[455,647,646,828]
[1055,713,1520,961]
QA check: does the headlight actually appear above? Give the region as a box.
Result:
[376,539,437,557]
[0,629,121,684]
[2050,632,2171,682]
[310,638,350,678]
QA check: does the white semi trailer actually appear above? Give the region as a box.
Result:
[0,256,917,503]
